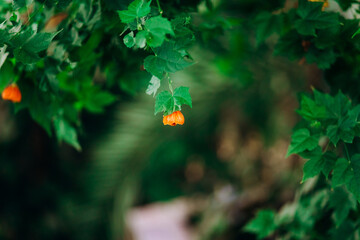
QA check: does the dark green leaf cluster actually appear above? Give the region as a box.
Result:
[118,0,194,116]
[0,22,58,65]
[245,183,359,239]
[288,90,360,195]
[254,0,360,70]
[0,1,115,150]
[0,0,199,150]
[246,89,360,239]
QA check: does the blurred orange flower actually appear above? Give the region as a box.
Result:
[308,0,329,10]
[163,111,185,126]
[2,84,22,103]
[44,13,68,32]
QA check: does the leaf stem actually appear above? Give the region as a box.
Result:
[136,17,142,30]
[324,141,330,152]
[27,0,48,25]
[156,0,163,15]
[344,143,351,162]
[167,73,173,95]
[150,46,157,56]
[165,73,175,113]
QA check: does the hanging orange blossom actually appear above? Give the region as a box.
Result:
[2,84,22,103]
[163,111,185,126]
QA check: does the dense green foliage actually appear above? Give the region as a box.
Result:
[244,0,360,239]
[0,0,195,150]
[246,90,360,239]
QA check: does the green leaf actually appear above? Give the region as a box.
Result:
[329,187,357,226]
[76,89,116,113]
[286,128,318,157]
[145,16,174,47]
[330,220,356,240]
[314,25,340,49]
[300,148,336,182]
[311,90,357,146]
[313,89,336,116]
[352,28,360,39]
[332,158,353,188]
[54,117,82,151]
[171,16,195,50]
[173,86,192,108]
[11,30,58,64]
[0,29,11,46]
[0,61,15,91]
[314,90,351,119]
[327,125,341,146]
[332,155,360,201]
[135,30,147,48]
[118,0,152,24]
[322,152,337,178]
[297,95,328,121]
[25,90,53,136]
[346,154,360,201]
[254,12,283,45]
[144,42,193,79]
[274,30,304,60]
[334,91,352,116]
[144,55,164,79]
[336,0,356,11]
[10,28,35,48]
[305,47,336,69]
[13,0,26,9]
[23,32,58,53]
[327,124,355,146]
[154,91,174,115]
[244,210,277,239]
[153,86,191,115]
[124,32,135,48]
[295,0,339,36]
[326,99,357,146]
[14,48,41,64]
[145,76,161,97]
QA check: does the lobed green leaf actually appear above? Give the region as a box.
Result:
[118,0,152,24]
[146,76,161,97]
[286,128,318,157]
[244,210,277,239]
[145,16,174,47]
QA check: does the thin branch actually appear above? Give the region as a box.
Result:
[156,0,163,15]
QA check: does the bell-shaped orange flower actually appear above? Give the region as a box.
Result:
[2,84,22,103]
[163,111,185,126]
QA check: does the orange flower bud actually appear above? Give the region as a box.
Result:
[163,111,185,126]
[2,84,22,103]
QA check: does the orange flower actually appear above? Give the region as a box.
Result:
[2,84,22,103]
[163,111,185,126]
[308,0,329,11]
